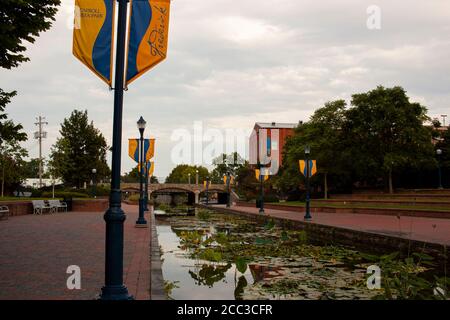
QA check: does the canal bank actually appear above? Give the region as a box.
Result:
[199,204,450,274]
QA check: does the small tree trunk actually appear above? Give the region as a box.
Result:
[324,172,328,200]
[388,169,393,194]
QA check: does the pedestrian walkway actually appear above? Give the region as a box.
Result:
[0,204,150,300]
[215,204,450,246]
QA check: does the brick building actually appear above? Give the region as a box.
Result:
[249,122,297,170]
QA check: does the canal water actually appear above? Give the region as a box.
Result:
[156,209,380,300]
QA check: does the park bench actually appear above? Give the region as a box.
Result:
[32,200,53,215]
[0,205,9,220]
[48,200,68,213]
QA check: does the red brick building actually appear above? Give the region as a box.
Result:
[249,122,296,169]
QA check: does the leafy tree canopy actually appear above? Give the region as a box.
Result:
[0,0,61,69]
[49,110,110,188]
[165,164,209,184]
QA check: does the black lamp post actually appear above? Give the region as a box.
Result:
[226,171,231,208]
[437,149,443,189]
[205,176,210,205]
[92,168,97,198]
[100,0,131,300]
[259,166,264,214]
[304,145,312,220]
[136,116,148,227]
[144,161,149,211]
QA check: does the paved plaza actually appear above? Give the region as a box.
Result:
[0,204,150,300]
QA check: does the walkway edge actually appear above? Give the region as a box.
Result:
[150,211,166,300]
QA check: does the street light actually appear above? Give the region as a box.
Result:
[226,171,231,208]
[258,167,265,214]
[100,0,131,300]
[304,145,312,220]
[205,176,210,205]
[136,116,148,227]
[195,169,199,185]
[188,173,191,185]
[92,168,97,198]
[437,149,443,189]
[144,161,149,212]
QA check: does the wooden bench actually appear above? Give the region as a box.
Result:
[0,205,9,220]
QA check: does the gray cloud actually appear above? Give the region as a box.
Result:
[0,0,449,179]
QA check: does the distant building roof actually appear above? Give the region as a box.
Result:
[254,122,298,129]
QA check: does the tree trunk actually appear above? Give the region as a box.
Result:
[324,172,328,200]
[388,169,393,194]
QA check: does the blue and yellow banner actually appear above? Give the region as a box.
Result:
[299,160,317,177]
[255,169,269,182]
[126,0,171,86]
[128,139,140,162]
[129,138,155,163]
[73,0,115,86]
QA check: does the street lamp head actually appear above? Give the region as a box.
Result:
[437,149,442,155]
[304,145,311,155]
[196,169,199,174]
[92,168,97,174]
[137,116,146,132]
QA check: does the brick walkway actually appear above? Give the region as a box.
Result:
[0,204,151,300]
[217,204,450,246]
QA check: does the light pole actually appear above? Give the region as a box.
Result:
[188,173,191,185]
[437,149,443,189]
[195,169,199,185]
[226,171,231,208]
[100,0,131,300]
[259,167,264,214]
[206,176,210,205]
[92,168,97,198]
[304,145,312,220]
[136,116,148,227]
[144,161,149,211]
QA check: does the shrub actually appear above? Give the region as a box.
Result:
[41,191,89,199]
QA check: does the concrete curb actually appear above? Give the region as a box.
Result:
[150,211,166,300]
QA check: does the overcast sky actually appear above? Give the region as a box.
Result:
[1,0,449,179]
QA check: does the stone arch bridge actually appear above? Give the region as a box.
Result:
[121,183,227,204]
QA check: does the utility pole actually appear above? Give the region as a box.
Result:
[34,116,48,188]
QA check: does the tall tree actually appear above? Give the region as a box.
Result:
[345,86,434,193]
[49,110,110,188]
[0,139,28,196]
[122,166,159,183]
[0,0,60,69]
[165,164,209,184]
[210,152,246,183]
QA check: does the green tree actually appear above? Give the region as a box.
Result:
[210,152,246,183]
[165,164,209,184]
[0,139,28,196]
[345,86,434,193]
[279,100,350,199]
[0,89,28,196]
[0,0,60,69]
[122,165,159,183]
[22,158,41,178]
[49,110,110,188]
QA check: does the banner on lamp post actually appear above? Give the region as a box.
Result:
[73,0,115,86]
[125,0,171,86]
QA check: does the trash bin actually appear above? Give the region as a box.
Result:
[63,196,73,211]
